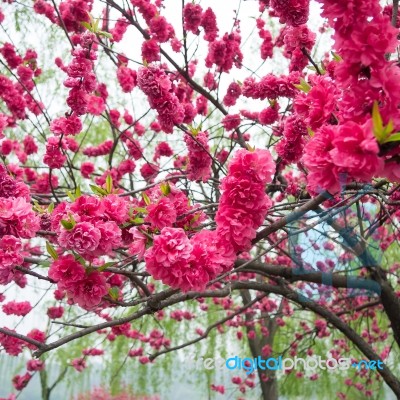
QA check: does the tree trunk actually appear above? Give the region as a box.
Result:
[39,369,50,400]
[240,289,279,400]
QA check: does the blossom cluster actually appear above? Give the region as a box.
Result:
[0,43,42,127]
[302,0,400,193]
[215,149,275,253]
[63,31,98,116]
[49,254,109,309]
[142,149,275,291]
[137,65,184,133]
[0,165,39,286]
[184,131,212,182]
[51,194,128,260]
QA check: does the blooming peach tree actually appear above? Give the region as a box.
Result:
[1,0,400,399]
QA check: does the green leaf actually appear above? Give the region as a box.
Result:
[132,217,145,225]
[90,184,108,196]
[39,261,51,269]
[106,174,113,194]
[48,202,54,213]
[46,241,58,260]
[108,287,119,300]
[99,31,113,39]
[372,102,395,144]
[331,51,342,62]
[60,219,74,230]
[74,254,86,267]
[134,207,148,214]
[80,21,93,32]
[66,191,76,201]
[293,78,311,93]
[307,127,315,137]
[372,101,384,143]
[142,192,151,206]
[383,119,394,138]
[160,182,171,196]
[94,17,100,32]
[245,143,255,152]
[97,262,116,272]
[383,132,400,144]
[75,186,81,198]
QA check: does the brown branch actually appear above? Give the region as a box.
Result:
[253,191,329,244]
[336,300,381,317]
[0,327,45,349]
[15,266,54,283]
[235,260,381,294]
[392,0,399,27]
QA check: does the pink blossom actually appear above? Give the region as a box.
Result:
[83,139,113,157]
[68,195,103,220]
[48,254,86,289]
[227,148,275,184]
[80,161,95,178]
[0,43,22,69]
[271,0,310,26]
[102,195,129,224]
[86,95,105,115]
[23,136,38,155]
[110,18,129,42]
[27,359,45,371]
[0,235,22,286]
[259,106,279,125]
[183,3,203,34]
[0,173,16,198]
[50,114,82,136]
[220,175,272,216]
[141,39,160,63]
[0,197,40,239]
[71,357,87,372]
[0,329,25,356]
[26,329,46,349]
[294,76,338,130]
[117,66,137,93]
[96,221,122,255]
[140,163,159,183]
[201,8,218,42]
[223,82,242,107]
[184,131,212,182]
[330,121,383,182]
[153,142,173,161]
[12,373,31,391]
[2,301,32,316]
[137,66,184,133]
[118,159,136,176]
[43,136,67,169]
[149,15,174,43]
[82,347,104,356]
[47,305,64,319]
[339,16,397,67]
[59,222,101,256]
[145,227,192,267]
[145,197,177,230]
[128,228,148,261]
[303,125,340,194]
[67,271,109,309]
